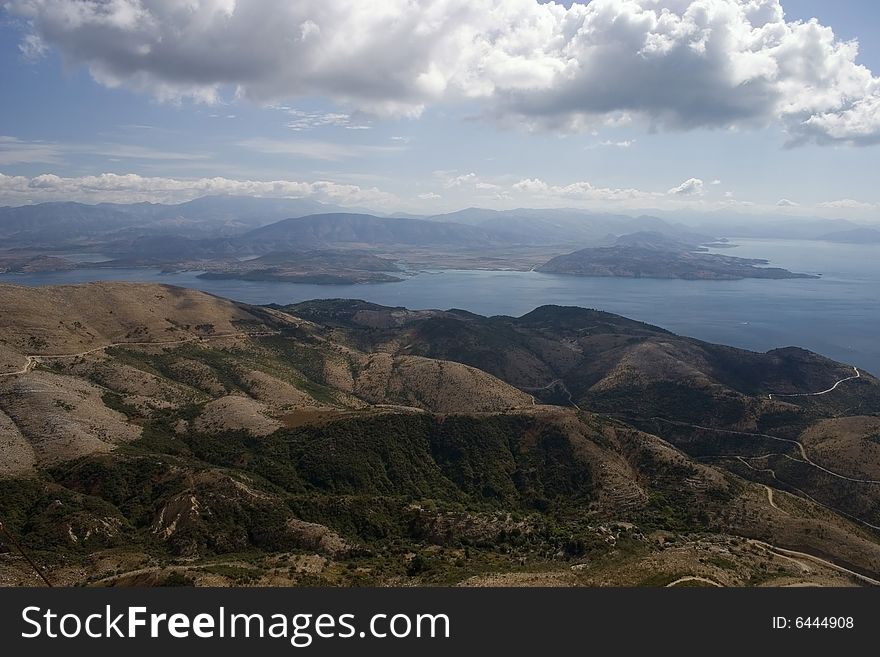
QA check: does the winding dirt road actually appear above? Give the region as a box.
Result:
[0,356,38,378]
[763,484,783,512]
[520,378,581,410]
[768,366,861,400]
[665,576,723,587]
[748,540,880,586]
[650,416,880,485]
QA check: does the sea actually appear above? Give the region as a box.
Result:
[2,238,878,374]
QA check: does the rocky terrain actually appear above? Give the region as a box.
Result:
[1,282,878,587]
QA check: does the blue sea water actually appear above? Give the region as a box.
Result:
[2,238,878,373]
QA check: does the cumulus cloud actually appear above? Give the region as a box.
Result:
[511,177,657,202]
[417,192,441,200]
[7,0,880,145]
[443,172,480,188]
[776,198,798,206]
[0,171,396,206]
[667,177,705,196]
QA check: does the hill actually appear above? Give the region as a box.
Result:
[1,283,879,587]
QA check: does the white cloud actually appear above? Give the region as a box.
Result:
[0,136,212,165]
[667,178,705,196]
[817,198,876,209]
[0,136,63,165]
[418,192,441,200]
[475,181,500,190]
[776,198,798,206]
[595,139,635,148]
[92,144,209,161]
[710,179,722,185]
[18,32,47,59]
[511,177,657,202]
[283,108,371,131]
[9,0,880,145]
[0,171,396,206]
[443,172,479,188]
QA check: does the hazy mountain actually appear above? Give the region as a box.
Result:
[0,202,138,246]
[690,215,863,240]
[157,195,345,224]
[239,212,502,250]
[428,207,708,245]
[0,195,349,247]
[819,227,880,243]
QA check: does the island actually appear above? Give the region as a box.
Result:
[0,254,76,273]
[536,232,817,280]
[195,250,404,284]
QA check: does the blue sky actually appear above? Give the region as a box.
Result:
[1,0,879,219]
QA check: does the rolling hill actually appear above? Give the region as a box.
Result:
[1,283,879,587]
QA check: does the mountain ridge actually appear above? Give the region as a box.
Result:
[2,282,879,587]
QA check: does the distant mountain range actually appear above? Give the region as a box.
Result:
[2,195,876,253]
[426,206,709,245]
[0,197,717,266]
[0,195,349,246]
[1,196,876,283]
[0,196,710,251]
[819,227,880,243]
[240,212,501,250]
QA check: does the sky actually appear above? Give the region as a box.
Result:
[1,0,879,220]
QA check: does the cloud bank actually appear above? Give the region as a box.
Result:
[0,172,396,206]
[6,0,880,145]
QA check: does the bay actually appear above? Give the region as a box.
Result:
[2,237,878,373]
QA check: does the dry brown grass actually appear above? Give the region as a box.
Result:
[194,395,283,437]
[0,370,140,469]
[0,281,298,355]
[341,353,534,413]
[800,416,880,480]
